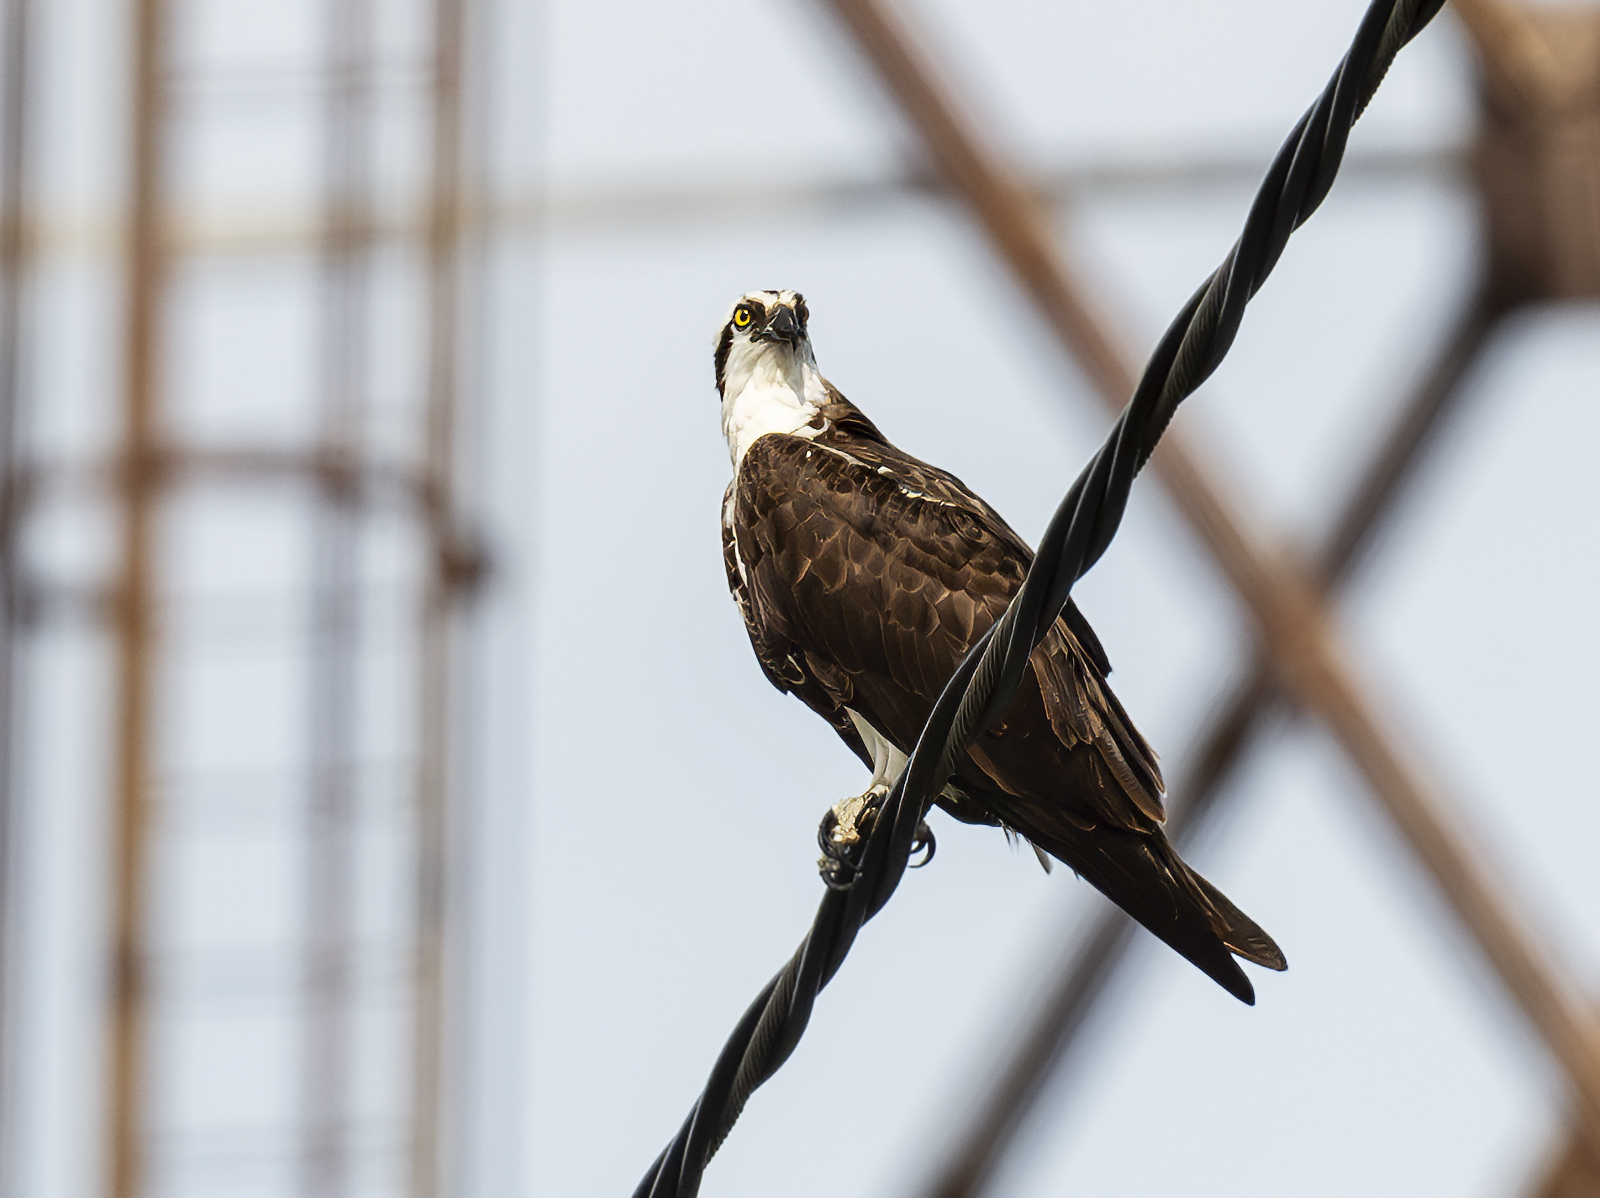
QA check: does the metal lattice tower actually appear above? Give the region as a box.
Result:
[0,1,487,1195]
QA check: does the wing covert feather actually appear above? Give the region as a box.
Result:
[730,432,1164,831]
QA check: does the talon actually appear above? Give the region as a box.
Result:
[816,784,890,886]
[817,855,855,889]
[828,786,886,848]
[909,820,936,868]
[816,805,855,888]
[817,808,840,855]
[830,786,889,847]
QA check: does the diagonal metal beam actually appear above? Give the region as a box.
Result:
[919,286,1501,1198]
[1451,0,1563,112]
[817,0,1600,1159]
[1530,1118,1600,1198]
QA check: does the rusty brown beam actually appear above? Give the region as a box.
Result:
[1531,1120,1600,1198]
[9,142,1459,263]
[9,448,459,525]
[819,0,1600,1154]
[109,0,167,1194]
[1451,0,1563,111]
[920,286,1501,1198]
[410,0,468,1194]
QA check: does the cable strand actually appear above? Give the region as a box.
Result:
[630,2,1448,1193]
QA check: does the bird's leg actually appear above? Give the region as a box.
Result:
[817,717,912,884]
[827,718,907,850]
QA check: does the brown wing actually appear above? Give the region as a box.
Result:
[725,418,1284,999]
[722,482,870,769]
[728,426,1163,834]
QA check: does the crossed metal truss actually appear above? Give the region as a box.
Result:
[811,0,1600,1194]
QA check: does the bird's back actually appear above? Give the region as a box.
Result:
[723,390,1285,1000]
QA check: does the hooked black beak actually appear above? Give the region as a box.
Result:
[759,306,800,344]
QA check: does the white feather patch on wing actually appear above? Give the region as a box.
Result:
[721,483,748,587]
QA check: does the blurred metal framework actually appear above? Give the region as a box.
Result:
[0,0,485,1196]
[800,1,1600,1196]
[0,0,1596,1195]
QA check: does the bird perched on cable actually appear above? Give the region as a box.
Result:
[715,288,1285,1003]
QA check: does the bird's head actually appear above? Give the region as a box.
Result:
[713,289,814,400]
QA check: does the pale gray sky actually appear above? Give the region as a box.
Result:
[8,2,1599,1197]
[524,3,1599,1197]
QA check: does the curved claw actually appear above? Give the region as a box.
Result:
[819,860,856,891]
[816,808,841,858]
[908,820,936,868]
[816,806,862,889]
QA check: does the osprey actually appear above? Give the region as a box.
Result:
[715,289,1285,1003]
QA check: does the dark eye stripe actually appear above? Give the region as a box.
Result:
[713,323,734,394]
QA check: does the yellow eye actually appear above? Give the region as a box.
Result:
[733,306,752,329]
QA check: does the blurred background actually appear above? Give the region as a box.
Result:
[1,0,1598,1196]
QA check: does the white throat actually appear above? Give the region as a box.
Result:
[720,338,827,468]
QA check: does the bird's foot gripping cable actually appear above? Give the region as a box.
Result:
[818,788,935,888]
[634,3,1449,1191]
[816,787,883,887]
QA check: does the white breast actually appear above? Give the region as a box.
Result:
[720,341,828,467]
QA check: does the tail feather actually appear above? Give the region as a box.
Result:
[1190,871,1287,972]
[1007,808,1284,1004]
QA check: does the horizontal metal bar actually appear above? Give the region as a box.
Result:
[5,143,1461,259]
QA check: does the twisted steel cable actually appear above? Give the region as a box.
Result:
[633,1,1447,1193]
